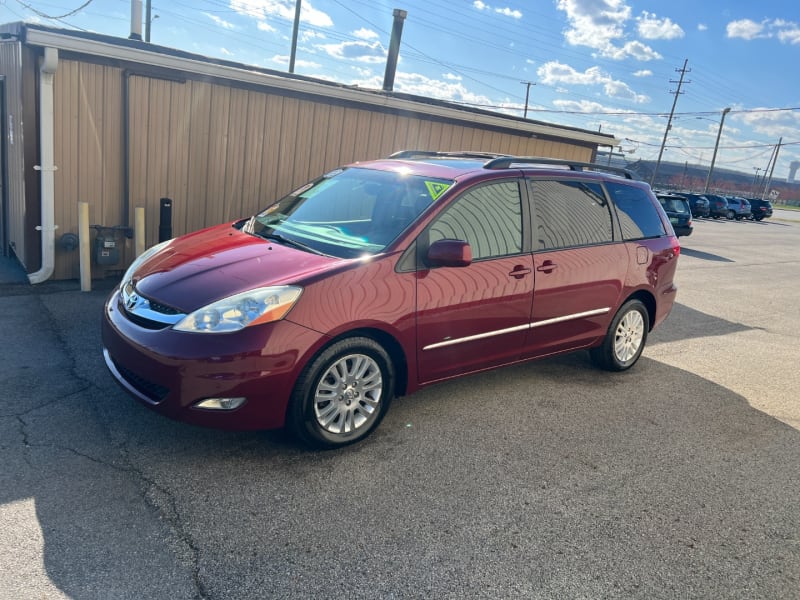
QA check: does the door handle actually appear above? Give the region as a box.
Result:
[509,266,532,279]
[536,261,557,273]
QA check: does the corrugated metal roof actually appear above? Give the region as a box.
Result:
[1,21,618,148]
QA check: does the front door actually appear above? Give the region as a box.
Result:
[416,179,534,383]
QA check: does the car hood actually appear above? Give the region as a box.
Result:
[133,223,343,312]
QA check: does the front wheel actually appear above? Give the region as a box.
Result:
[590,300,650,371]
[726,210,735,220]
[287,337,394,449]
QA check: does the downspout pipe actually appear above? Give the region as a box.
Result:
[29,46,58,284]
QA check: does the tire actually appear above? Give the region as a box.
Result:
[726,210,735,220]
[590,299,650,371]
[287,337,394,449]
[735,215,743,221]
[755,216,764,221]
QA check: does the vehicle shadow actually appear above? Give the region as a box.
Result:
[2,288,798,598]
[678,247,734,262]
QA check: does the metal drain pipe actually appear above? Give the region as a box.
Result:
[28,47,58,284]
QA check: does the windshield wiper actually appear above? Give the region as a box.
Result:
[260,232,325,255]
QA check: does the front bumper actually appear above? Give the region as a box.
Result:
[101,288,325,430]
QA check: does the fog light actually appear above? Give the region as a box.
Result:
[194,397,246,411]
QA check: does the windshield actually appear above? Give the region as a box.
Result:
[244,167,453,258]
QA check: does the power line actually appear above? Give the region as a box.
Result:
[13,0,94,19]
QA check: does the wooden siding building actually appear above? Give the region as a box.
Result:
[0,23,618,282]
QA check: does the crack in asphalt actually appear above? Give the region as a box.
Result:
[12,289,210,600]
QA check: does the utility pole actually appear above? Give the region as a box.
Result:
[520,81,535,118]
[761,138,783,200]
[289,0,302,74]
[650,59,690,187]
[751,167,762,194]
[703,107,731,194]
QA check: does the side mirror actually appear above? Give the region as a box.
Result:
[427,239,472,268]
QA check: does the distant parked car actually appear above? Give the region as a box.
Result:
[725,196,751,220]
[657,193,693,237]
[682,193,710,218]
[748,198,773,221]
[705,194,729,219]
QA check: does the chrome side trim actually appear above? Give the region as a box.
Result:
[529,307,610,329]
[422,307,610,351]
[423,323,531,350]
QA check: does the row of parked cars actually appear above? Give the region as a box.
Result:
[655,191,775,239]
[682,193,774,221]
[656,192,772,237]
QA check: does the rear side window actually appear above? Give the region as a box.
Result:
[532,180,613,250]
[606,182,666,240]
[429,180,522,260]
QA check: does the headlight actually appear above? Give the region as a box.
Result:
[173,286,303,333]
[122,239,171,285]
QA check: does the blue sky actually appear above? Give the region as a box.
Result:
[2,0,798,183]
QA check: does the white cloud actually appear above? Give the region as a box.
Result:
[472,1,521,19]
[353,28,379,41]
[220,47,233,56]
[697,23,708,31]
[317,40,387,64]
[555,0,664,61]
[603,40,661,61]
[537,60,649,103]
[257,21,276,33]
[726,18,800,44]
[230,0,333,28]
[495,7,523,19]
[269,54,321,69]
[301,30,325,42]
[726,19,766,40]
[633,69,652,77]
[443,73,463,81]
[637,11,684,40]
[205,13,235,29]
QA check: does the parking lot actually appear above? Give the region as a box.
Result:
[1,211,799,599]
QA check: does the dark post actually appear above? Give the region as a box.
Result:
[383,9,408,92]
[159,198,173,242]
[289,0,302,74]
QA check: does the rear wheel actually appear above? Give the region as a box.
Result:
[287,337,394,449]
[726,210,735,220]
[590,300,649,371]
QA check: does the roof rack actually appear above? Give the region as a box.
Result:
[389,150,510,161]
[483,156,637,180]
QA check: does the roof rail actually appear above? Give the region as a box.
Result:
[483,156,637,180]
[389,150,510,161]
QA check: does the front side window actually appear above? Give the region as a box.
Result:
[428,180,523,260]
[244,167,453,258]
[606,182,667,240]
[532,179,613,250]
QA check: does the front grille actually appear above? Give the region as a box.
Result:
[113,359,170,403]
[123,307,172,330]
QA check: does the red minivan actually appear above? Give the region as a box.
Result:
[102,152,679,448]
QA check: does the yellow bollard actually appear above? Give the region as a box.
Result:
[78,201,91,292]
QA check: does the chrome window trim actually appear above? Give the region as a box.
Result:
[422,307,610,351]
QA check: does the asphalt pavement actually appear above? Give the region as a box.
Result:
[1,211,799,599]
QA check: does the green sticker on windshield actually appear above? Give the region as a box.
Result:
[425,181,451,201]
